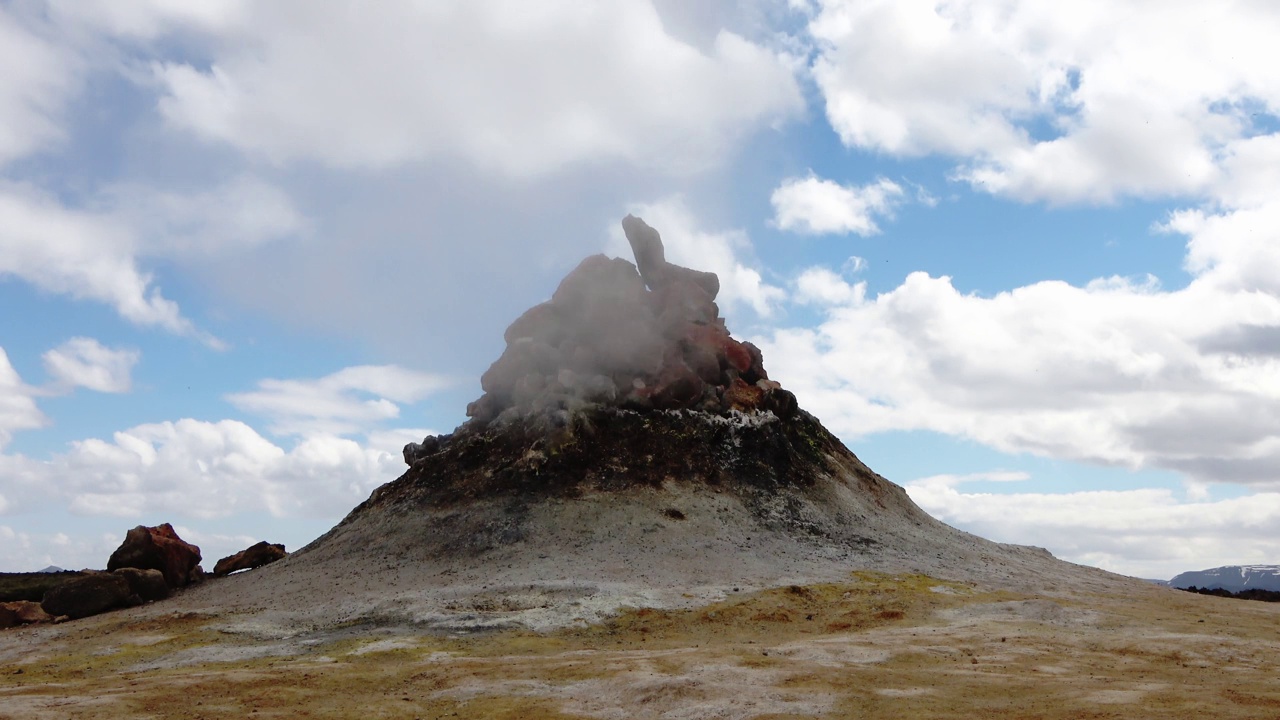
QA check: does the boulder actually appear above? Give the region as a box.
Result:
[106,523,202,588]
[2,600,54,625]
[621,215,719,299]
[112,568,170,602]
[403,434,445,466]
[41,572,139,620]
[0,604,17,630]
[214,541,287,576]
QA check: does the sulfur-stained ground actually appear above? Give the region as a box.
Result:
[1,572,1278,719]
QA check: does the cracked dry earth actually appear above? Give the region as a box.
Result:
[3,572,1279,719]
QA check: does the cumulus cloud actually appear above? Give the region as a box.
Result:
[226,365,451,437]
[807,0,1280,205]
[0,184,195,336]
[610,196,787,317]
[771,175,904,235]
[760,241,1280,490]
[40,419,399,520]
[906,477,1280,579]
[0,525,118,573]
[107,175,308,257]
[0,349,46,449]
[42,338,140,394]
[136,1,803,176]
[0,7,81,167]
[0,174,304,345]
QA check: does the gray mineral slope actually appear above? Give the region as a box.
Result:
[163,410,1130,636]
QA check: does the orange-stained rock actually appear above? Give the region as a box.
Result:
[106,523,202,588]
[724,377,765,412]
[1,600,53,625]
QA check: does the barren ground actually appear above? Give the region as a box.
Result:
[2,571,1278,719]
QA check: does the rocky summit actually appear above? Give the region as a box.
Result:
[449,214,795,435]
[146,216,1123,637]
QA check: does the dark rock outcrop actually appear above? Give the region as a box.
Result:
[107,523,202,588]
[41,572,139,620]
[112,567,170,602]
[214,542,287,576]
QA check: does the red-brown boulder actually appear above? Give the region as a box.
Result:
[106,523,202,588]
[214,541,287,576]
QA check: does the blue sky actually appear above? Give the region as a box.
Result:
[3,0,1280,580]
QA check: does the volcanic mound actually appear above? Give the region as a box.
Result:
[182,216,1123,632]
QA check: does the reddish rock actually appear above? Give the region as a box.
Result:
[683,324,750,375]
[106,523,202,588]
[724,378,765,412]
[214,541,287,576]
[652,362,706,409]
[684,343,722,385]
[41,572,139,620]
[1,600,53,625]
[0,604,17,630]
[457,215,792,432]
[112,567,170,602]
[722,339,753,374]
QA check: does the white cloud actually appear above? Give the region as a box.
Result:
[138,1,803,177]
[0,175,303,345]
[610,196,787,317]
[906,480,1280,580]
[226,365,451,437]
[0,184,197,337]
[42,338,140,394]
[46,0,252,40]
[793,266,865,306]
[0,525,118,573]
[0,348,48,449]
[761,255,1280,488]
[771,175,904,235]
[807,0,1280,205]
[0,7,81,167]
[50,419,401,520]
[106,175,308,257]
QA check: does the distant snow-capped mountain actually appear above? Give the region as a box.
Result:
[1169,565,1280,592]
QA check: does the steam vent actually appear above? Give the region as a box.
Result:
[185,216,1116,631]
